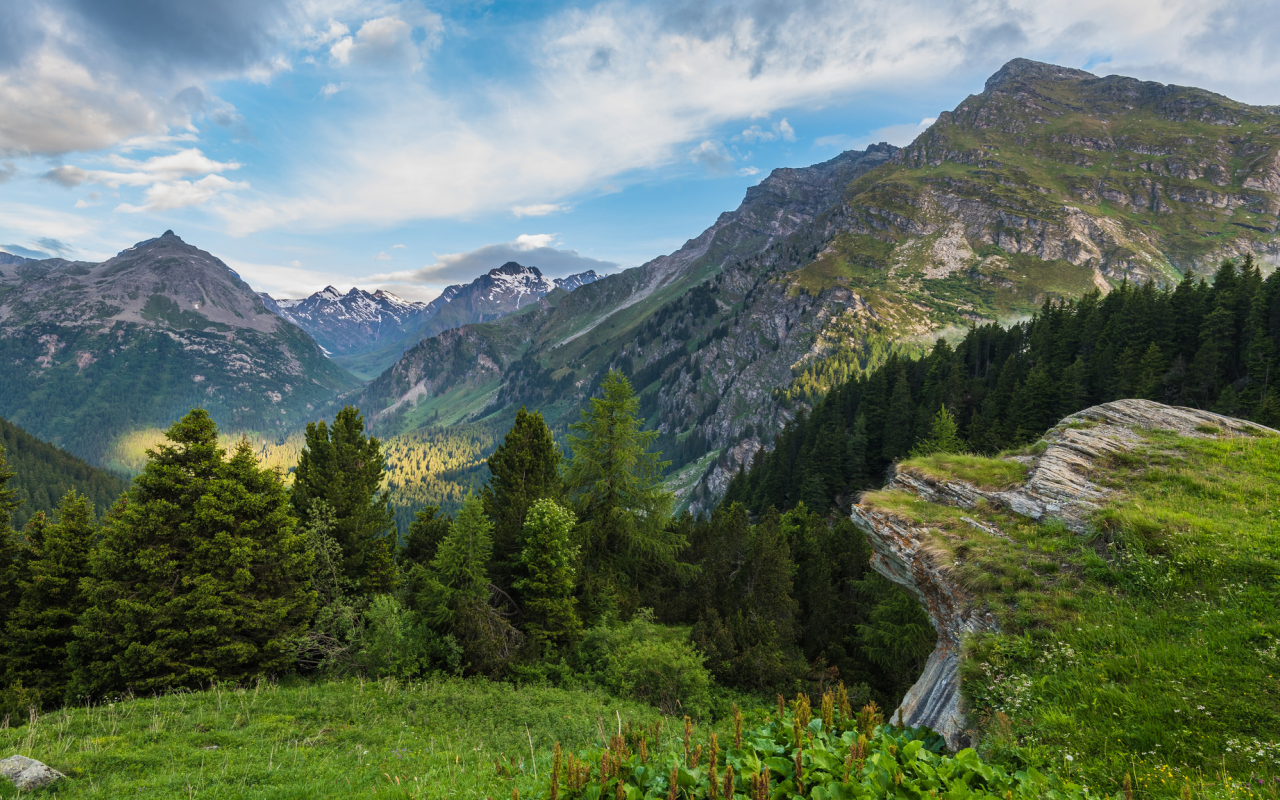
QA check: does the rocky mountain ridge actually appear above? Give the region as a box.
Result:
[261,262,601,379]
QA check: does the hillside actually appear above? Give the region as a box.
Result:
[852,400,1280,789]
[0,231,358,465]
[358,59,1280,514]
[0,415,126,529]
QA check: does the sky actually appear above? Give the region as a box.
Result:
[2,1,1280,302]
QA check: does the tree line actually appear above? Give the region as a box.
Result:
[725,257,1280,515]
[0,369,931,722]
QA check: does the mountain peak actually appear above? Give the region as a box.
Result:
[490,261,538,277]
[983,58,1095,93]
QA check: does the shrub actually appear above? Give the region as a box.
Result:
[581,610,711,716]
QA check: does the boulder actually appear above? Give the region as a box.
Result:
[0,754,65,791]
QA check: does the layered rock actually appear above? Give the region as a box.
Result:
[850,399,1276,749]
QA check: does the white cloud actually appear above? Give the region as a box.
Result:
[738,166,760,177]
[391,243,406,249]
[366,234,619,293]
[817,117,937,150]
[372,251,392,260]
[116,175,251,212]
[739,118,796,144]
[329,14,439,70]
[513,203,570,218]
[689,140,734,173]
[320,82,348,98]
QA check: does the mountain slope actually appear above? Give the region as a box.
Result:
[367,60,1280,511]
[260,286,432,380]
[0,231,358,464]
[0,415,127,529]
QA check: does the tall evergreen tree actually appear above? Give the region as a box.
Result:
[292,406,395,593]
[515,498,581,653]
[0,443,22,636]
[398,505,452,569]
[411,495,519,676]
[910,405,964,458]
[71,411,315,696]
[564,370,684,620]
[881,372,914,461]
[4,492,96,701]
[482,407,563,591]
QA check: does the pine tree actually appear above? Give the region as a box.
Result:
[0,442,22,637]
[564,370,683,620]
[1135,343,1168,401]
[292,406,395,593]
[515,498,581,653]
[412,495,519,676]
[482,407,563,592]
[881,372,914,461]
[909,405,964,458]
[398,505,451,568]
[4,491,96,701]
[844,412,869,491]
[71,412,316,697]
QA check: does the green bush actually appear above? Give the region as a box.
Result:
[0,680,40,728]
[580,611,712,716]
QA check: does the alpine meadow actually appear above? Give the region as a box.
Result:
[1,6,1280,798]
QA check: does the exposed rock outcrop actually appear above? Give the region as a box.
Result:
[1,755,65,791]
[850,399,1276,749]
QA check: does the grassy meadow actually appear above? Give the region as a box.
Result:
[0,677,692,799]
[867,428,1280,797]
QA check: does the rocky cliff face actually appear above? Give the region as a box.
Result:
[849,399,1274,749]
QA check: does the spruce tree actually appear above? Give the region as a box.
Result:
[881,371,914,461]
[564,370,683,620]
[0,443,22,637]
[515,498,581,653]
[5,492,96,702]
[71,411,315,696]
[398,505,451,568]
[910,405,964,458]
[292,406,395,593]
[482,407,563,591]
[412,495,519,675]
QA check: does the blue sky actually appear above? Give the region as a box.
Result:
[2,0,1279,301]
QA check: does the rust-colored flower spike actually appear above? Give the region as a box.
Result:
[512,789,520,800]
[692,744,703,769]
[733,705,743,749]
[821,691,834,729]
[684,715,693,766]
[615,778,625,800]
[599,748,610,788]
[794,748,805,794]
[639,736,649,763]
[709,733,719,770]
[837,682,851,724]
[1123,773,1134,800]
[796,693,813,729]
[776,693,786,718]
[843,747,854,783]
[723,766,734,799]
[550,743,563,800]
[668,764,679,800]
[792,714,803,750]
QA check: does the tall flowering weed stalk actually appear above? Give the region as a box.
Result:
[538,689,1096,799]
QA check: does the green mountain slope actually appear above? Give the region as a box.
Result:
[359,59,1280,515]
[0,231,358,464]
[0,415,127,529]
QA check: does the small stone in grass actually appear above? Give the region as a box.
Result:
[1,754,66,790]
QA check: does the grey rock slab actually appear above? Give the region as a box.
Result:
[1,754,65,791]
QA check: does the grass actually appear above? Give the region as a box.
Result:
[0,677,681,799]
[899,452,1030,491]
[862,429,1280,798]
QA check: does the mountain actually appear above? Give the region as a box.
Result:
[359,58,1280,513]
[259,286,432,380]
[0,414,127,530]
[260,263,602,379]
[0,230,358,464]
